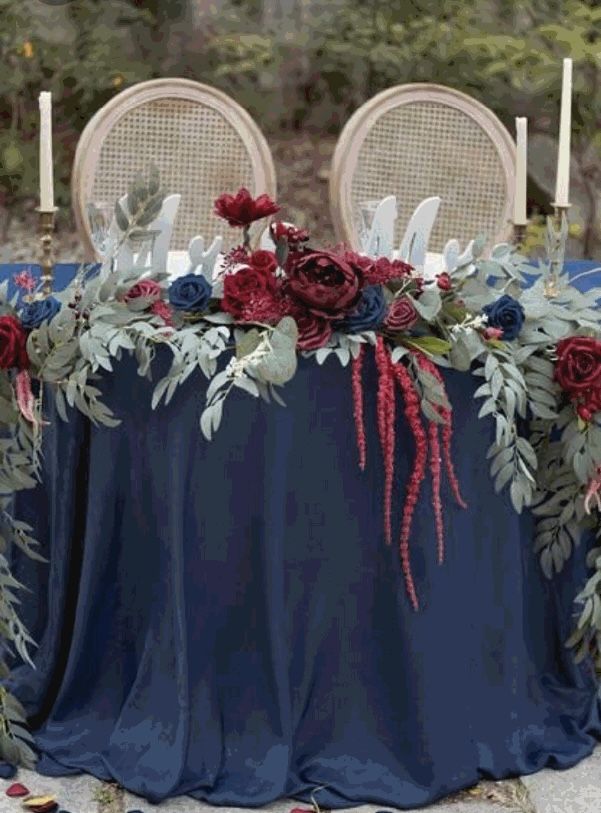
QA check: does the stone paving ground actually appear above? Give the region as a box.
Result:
[1,747,599,813]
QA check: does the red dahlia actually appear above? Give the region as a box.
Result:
[214,188,280,228]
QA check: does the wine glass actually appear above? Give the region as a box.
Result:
[86,201,114,259]
[358,199,381,253]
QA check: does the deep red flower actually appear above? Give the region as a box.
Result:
[270,221,310,245]
[385,297,419,332]
[0,315,28,370]
[214,188,279,228]
[291,307,333,350]
[436,272,452,291]
[222,264,279,322]
[248,249,278,276]
[125,279,162,302]
[286,250,361,319]
[555,337,601,396]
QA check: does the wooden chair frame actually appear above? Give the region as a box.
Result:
[72,78,277,259]
[329,83,516,251]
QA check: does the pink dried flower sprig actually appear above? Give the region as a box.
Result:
[13,270,37,293]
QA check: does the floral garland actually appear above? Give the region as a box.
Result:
[0,182,600,765]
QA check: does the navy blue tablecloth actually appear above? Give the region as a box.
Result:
[3,261,601,808]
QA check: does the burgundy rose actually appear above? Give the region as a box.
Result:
[385,297,419,332]
[0,315,28,370]
[293,309,333,351]
[125,279,162,302]
[221,264,277,320]
[286,250,361,319]
[249,249,278,276]
[214,188,279,228]
[555,337,601,397]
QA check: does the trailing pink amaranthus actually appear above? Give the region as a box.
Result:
[392,362,427,612]
[416,354,467,510]
[351,345,366,471]
[374,337,396,545]
[427,421,444,564]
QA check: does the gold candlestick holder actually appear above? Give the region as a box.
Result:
[36,206,58,298]
[512,222,528,249]
[544,202,571,299]
[552,202,571,227]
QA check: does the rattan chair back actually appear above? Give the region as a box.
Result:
[72,78,276,259]
[330,84,516,252]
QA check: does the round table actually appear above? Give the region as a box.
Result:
[3,262,601,808]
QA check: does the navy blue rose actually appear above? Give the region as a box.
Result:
[20,296,61,330]
[482,294,525,341]
[168,273,212,313]
[339,285,386,333]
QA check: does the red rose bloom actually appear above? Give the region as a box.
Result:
[286,250,361,319]
[125,279,162,302]
[214,188,279,228]
[555,337,601,396]
[385,297,419,332]
[221,264,278,321]
[292,308,333,351]
[0,315,28,370]
[249,249,278,276]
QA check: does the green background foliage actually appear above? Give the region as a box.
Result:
[0,0,600,255]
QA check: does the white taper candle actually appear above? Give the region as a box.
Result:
[38,92,54,211]
[554,58,572,207]
[514,117,528,225]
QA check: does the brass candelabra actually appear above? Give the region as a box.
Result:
[36,207,58,297]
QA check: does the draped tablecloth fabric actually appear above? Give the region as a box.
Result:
[3,261,601,809]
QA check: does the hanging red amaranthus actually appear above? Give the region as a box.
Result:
[416,354,467,510]
[374,337,396,545]
[350,342,466,610]
[427,420,444,565]
[351,345,366,471]
[391,362,426,612]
